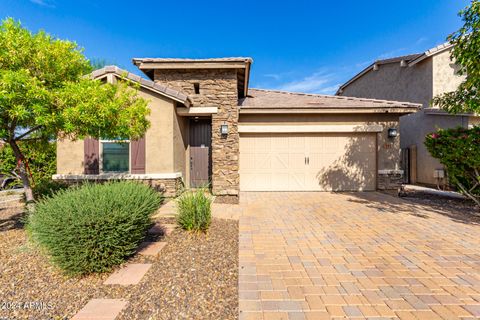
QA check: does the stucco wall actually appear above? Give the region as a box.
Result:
[340,59,433,107]
[56,87,181,176]
[239,113,403,173]
[141,88,177,173]
[173,111,188,182]
[56,139,84,174]
[431,49,465,100]
[400,110,468,185]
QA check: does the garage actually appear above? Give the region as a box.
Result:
[239,132,377,191]
[237,88,421,193]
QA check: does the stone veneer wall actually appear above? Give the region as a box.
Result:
[154,69,240,203]
[377,171,404,190]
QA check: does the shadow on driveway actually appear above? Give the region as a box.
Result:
[344,191,480,226]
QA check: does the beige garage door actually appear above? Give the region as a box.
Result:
[240,133,376,191]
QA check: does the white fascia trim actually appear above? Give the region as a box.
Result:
[177,106,218,115]
[238,124,384,133]
[53,173,182,180]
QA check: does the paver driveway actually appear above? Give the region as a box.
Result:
[236,192,480,320]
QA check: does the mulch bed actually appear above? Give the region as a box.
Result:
[0,202,239,320]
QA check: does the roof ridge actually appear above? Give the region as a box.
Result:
[250,88,420,106]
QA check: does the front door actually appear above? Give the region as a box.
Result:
[190,119,212,188]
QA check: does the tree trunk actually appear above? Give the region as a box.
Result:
[8,140,35,203]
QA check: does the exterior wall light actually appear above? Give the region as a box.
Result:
[220,124,228,136]
[388,128,398,138]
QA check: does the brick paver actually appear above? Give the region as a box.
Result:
[71,299,127,320]
[104,263,152,286]
[137,241,167,256]
[237,192,480,319]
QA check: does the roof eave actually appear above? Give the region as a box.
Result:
[90,66,192,107]
[336,63,375,94]
[239,107,419,114]
[408,42,454,67]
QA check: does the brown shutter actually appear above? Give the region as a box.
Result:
[84,138,99,174]
[131,137,146,174]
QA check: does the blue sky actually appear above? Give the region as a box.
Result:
[0,0,470,94]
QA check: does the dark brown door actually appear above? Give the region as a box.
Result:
[190,119,212,188]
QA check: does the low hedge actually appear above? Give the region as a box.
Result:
[176,189,212,232]
[27,181,162,275]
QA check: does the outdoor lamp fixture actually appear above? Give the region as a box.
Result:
[220,124,228,136]
[388,128,398,138]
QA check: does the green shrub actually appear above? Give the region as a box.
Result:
[0,140,58,198]
[425,126,480,206]
[26,181,162,275]
[176,189,212,232]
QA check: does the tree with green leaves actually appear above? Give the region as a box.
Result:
[426,1,480,209]
[432,0,479,113]
[0,18,150,203]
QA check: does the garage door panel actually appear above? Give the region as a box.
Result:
[272,153,289,170]
[289,153,306,169]
[271,173,289,190]
[255,153,272,170]
[240,133,376,191]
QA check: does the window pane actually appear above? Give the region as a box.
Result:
[102,142,129,172]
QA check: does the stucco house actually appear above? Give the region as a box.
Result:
[54,58,420,203]
[336,43,479,186]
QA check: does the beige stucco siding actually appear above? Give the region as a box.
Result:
[400,111,469,185]
[173,110,188,179]
[431,50,465,100]
[140,88,176,173]
[340,60,433,108]
[56,87,180,176]
[239,113,402,172]
[56,139,84,174]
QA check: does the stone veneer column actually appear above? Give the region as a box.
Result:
[211,98,240,203]
[154,69,240,203]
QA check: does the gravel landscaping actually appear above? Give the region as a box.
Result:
[0,201,239,320]
[398,187,480,222]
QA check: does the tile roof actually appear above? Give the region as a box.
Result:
[375,53,422,65]
[240,88,421,111]
[132,57,253,64]
[90,66,191,107]
[408,42,454,66]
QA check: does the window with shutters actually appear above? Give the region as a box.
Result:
[100,139,130,173]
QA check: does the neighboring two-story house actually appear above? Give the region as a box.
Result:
[337,43,479,186]
[54,58,420,202]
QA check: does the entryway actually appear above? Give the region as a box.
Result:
[189,118,212,188]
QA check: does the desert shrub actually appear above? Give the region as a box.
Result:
[425,126,480,206]
[26,181,162,275]
[176,189,212,232]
